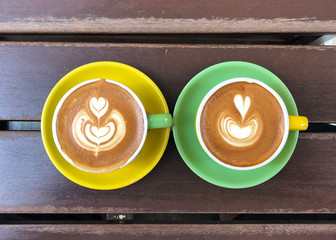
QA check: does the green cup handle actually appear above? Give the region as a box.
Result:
[147,113,172,129]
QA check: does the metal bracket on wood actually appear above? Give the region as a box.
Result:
[106,214,134,223]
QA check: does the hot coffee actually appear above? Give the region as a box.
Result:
[199,81,285,167]
[53,79,145,173]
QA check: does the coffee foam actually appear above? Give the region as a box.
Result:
[198,81,285,168]
[72,99,126,157]
[218,94,262,147]
[53,79,146,173]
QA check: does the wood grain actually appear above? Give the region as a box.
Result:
[0,42,335,121]
[1,224,336,240]
[1,0,336,33]
[0,131,335,213]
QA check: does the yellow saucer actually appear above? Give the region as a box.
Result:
[41,62,170,190]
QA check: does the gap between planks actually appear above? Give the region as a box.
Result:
[1,121,336,132]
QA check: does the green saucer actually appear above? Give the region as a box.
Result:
[173,61,299,189]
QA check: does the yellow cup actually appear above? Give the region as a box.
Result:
[195,78,308,171]
[289,116,308,130]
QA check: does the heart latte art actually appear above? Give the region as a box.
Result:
[218,94,262,147]
[54,79,145,173]
[199,81,285,167]
[72,97,126,157]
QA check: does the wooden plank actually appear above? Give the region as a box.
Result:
[0,131,335,213]
[0,42,335,121]
[0,33,304,45]
[1,0,336,33]
[1,224,336,240]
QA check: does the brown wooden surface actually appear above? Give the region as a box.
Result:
[0,131,335,213]
[1,224,336,240]
[1,0,336,33]
[1,1,335,237]
[0,42,335,121]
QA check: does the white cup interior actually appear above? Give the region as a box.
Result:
[52,79,148,172]
[195,78,289,170]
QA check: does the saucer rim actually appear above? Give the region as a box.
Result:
[41,61,170,190]
[173,61,299,189]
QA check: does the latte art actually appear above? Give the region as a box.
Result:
[72,97,126,157]
[199,81,285,168]
[54,79,145,173]
[218,94,262,147]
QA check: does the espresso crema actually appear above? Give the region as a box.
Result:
[54,79,145,173]
[199,82,285,167]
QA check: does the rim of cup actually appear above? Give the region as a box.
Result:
[52,79,148,172]
[195,77,289,171]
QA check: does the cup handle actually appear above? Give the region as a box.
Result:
[289,116,308,131]
[147,113,172,129]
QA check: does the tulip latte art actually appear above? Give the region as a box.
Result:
[72,97,126,157]
[54,79,145,173]
[219,94,262,148]
[200,82,285,167]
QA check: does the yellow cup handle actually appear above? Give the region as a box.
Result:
[289,116,308,131]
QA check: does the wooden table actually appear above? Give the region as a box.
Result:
[1,1,336,239]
